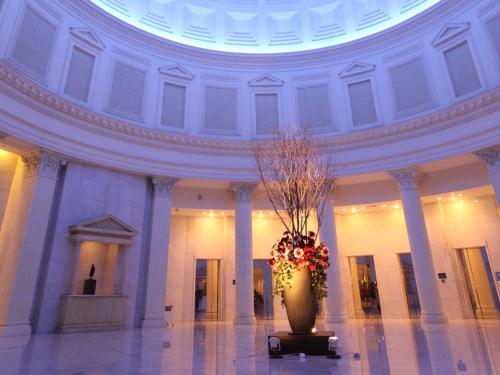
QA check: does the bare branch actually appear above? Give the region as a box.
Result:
[252,128,339,240]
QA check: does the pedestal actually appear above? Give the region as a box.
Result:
[83,279,96,295]
[268,331,335,355]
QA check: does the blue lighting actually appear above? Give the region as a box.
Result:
[90,0,442,54]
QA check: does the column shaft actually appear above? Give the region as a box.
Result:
[142,177,178,328]
[322,198,348,323]
[0,150,63,338]
[390,168,447,324]
[231,182,257,325]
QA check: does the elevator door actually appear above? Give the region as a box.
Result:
[399,253,421,318]
[349,256,382,318]
[458,248,500,319]
[195,259,220,321]
[253,260,273,319]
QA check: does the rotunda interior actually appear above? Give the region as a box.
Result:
[0,0,499,373]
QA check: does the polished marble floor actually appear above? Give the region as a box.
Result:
[0,319,499,374]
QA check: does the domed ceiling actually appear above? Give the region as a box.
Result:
[90,0,442,53]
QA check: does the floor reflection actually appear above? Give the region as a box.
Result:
[0,319,499,374]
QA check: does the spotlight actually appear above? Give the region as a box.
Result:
[327,336,341,359]
[269,337,283,359]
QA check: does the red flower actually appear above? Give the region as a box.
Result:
[268,259,275,267]
[309,264,316,271]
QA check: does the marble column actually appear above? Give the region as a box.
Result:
[389,167,447,324]
[142,176,178,328]
[474,147,500,209]
[321,198,348,323]
[0,150,64,340]
[231,182,258,325]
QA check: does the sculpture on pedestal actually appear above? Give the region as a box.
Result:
[83,264,96,295]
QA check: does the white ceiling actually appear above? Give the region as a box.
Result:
[90,0,442,53]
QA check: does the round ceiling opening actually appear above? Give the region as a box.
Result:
[90,0,442,54]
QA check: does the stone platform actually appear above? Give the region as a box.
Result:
[268,331,335,356]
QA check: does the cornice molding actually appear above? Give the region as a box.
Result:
[1,60,499,156]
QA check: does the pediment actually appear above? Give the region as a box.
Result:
[338,62,375,78]
[432,23,470,47]
[158,64,193,80]
[69,27,106,51]
[248,74,284,87]
[70,215,138,244]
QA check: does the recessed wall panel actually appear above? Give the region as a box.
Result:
[348,80,377,126]
[11,7,56,78]
[108,62,145,117]
[487,14,500,61]
[204,87,237,132]
[390,58,432,113]
[444,41,481,97]
[161,83,186,129]
[296,85,332,129]
[64,47,95,102]
[255,93,279,135]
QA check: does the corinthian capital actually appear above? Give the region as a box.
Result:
[388,167,423,191]
[152,176,179,198]
[21,149,65,179]
[474,147,500,175]
[230,182,258,203]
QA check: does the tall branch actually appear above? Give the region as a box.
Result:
[252,129,338,241]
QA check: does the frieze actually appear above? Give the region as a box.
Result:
[0,60,500,153]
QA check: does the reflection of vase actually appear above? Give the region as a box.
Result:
[283,268,316,334]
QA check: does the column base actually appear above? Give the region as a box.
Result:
[325,313,348,324]
[0,323,31,348]
[141,318,166,328]
[233,316,256,325]
[420,312,447,324]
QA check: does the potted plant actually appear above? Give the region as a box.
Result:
[253,129,337,334]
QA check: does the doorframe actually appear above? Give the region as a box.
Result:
[453,246,499,319]
[193,257,224,321]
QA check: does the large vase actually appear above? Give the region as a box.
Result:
[283,268,317,334]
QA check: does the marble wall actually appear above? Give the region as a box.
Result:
[165,194,500,322]
[34,162,149,333]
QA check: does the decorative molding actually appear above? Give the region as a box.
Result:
[200,73,240,83]
[111,47,151,66]
[20,149,65,179]
[474,147,500,175]
[230,182,258,203]
[338,62,375,78]
[388,167,424,190]
[33,0,64,22]
[158,64,193,80]
[248,74,284,87]
[1,61,500,153]
[152,176,179,197]
[69,27,106,51]
[69,215,138,244]
[432,23,471,47]
[59,0,468,66]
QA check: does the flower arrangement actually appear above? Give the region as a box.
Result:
[268,230,330,305]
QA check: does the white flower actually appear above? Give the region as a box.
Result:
[294,248,304,258]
